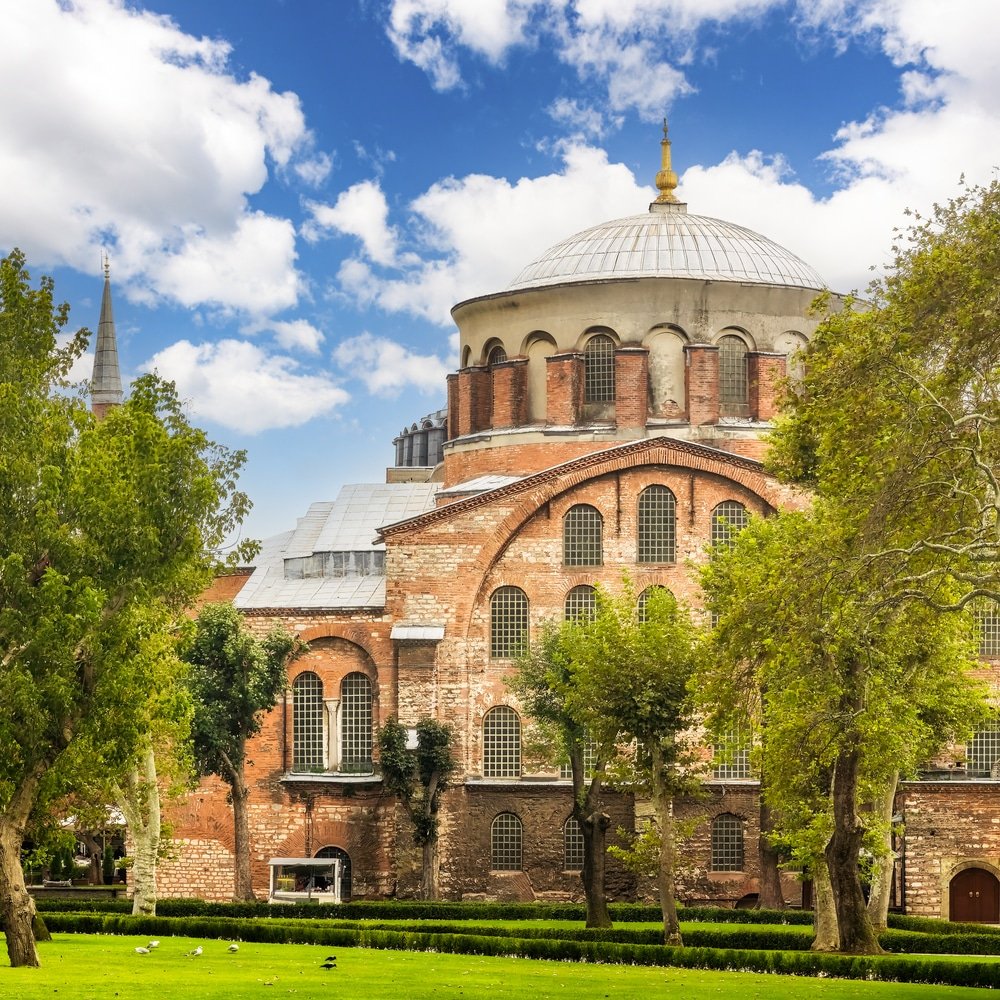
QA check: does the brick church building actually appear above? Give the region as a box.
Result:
[94,129,1000,917]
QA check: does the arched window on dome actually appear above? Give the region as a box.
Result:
[584,334,615,403]
[487,344,507,367]
[718,334,749,412]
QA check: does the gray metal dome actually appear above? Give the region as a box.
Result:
[507,206,825,292]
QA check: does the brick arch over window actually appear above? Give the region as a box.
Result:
[296,623,379,662]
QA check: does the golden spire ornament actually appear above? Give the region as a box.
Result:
[653,117,681,205]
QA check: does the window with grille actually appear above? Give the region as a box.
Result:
[967,726,1000,776]
[483,706,521,777]
[488,345,507,366]
[637,485,676,563]
[711,501,749,549]
[637,585,672,624]
[564,585,597,622]
[340,672,373,773]
[711,813,745,871]
[977,605,1000,657]
[292,672,325,772]
[491,812,523,870]
[490,586,528,659]
[563,817,584,870]
[712,729,752,780]
[563,505,602,566]
[559,734,597,779]
[718,335,749,406]
[584,335,615,403]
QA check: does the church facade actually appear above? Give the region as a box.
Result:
[145,132,1000,917]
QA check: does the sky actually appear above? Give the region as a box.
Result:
[2,0,998,545]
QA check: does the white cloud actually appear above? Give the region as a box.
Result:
[333,332,451,397]
[0,0,317,317]
[267,320,326,354]
[294,152,334,187]
[144,339,348,433]
[303,181,399,265]
[547,97,620,138]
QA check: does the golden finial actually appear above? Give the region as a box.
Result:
[653,116,680,205]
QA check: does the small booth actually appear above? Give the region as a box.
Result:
[267,857,342,904]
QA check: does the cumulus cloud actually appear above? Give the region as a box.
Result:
[144,339,349,433]
[303,181,400,265]
[267,320,326,354]
[333,332,451,396]
[0,0,317,317]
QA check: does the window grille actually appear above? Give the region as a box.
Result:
[491,813,523,871]
[967,726,1000,776]
[490,586,528,658]
[977,605,1000,657]
[718,335,749,406]
[559,734,597,780]
[637,485,676,563]
[563,505,602,566]
[711,501,749,549]
[563,817,584,870]
[340,672,373,772]
[564,585,597,622]
[712,729,752,780]
[484,706,521,777]
[584,335,615,403]
[292,672,324,772]
[488,345,507,366]
[711,813,745,871]
[637,585,671,624]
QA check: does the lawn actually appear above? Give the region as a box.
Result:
[1,935,996,1000]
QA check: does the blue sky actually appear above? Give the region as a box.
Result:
[3,0,997,543]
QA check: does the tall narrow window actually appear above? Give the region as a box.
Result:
[563,817,584,871]
[712,729,752,780]
[711,813,745,871]
[977,603,1000,657]
[292,671,324,772]
[340,672,373,773]
[564,585,597,622]
[637,485,676,563]
[483,706,521,777]
[711,501,749,549]
[967,726,1000,777]
[490,586,528,658]
[491,812,523,870]
[584,335,615,403]
[563,505,602,566]
[718,335,749,407]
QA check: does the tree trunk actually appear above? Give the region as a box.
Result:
[826,745,882,954]
[116,748,162,916]
[811,857,840,951]
[421,836,440,900]
[0,772,43,967]
[579,807,612,928]
[229,767,256,901]
[756,794,785,910]
[866,771,899,933]
[651,745,682,946]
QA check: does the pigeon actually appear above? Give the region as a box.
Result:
[188,946,203,957]
[134,947,150,955]
[148,941,160,949]
[320,961,337,970]
[325,956,337,962]
[227,943,239,953]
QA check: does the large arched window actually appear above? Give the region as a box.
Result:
[637,485,676,563]
[563,505,602,566]
[292,671,324,772]
[711,813,745,872]
[711,501,749,549]
[718,335,749,407]
[491,812,523,871]
[490,586,528,658]
[564,585,597,622]
[584,334,615,403]
[563,817,584,871]
[340,672,373,773]
[483,706,521,778]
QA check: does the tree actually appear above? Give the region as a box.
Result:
[184,603,299,901]
[511,622,615,929]
[565,583,701,946]
[0,250,253,968]
[378,717,455,899]
[700,507,984,953]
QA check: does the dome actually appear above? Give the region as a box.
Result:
[507,206,826,292]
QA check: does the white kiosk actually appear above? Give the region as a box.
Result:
[267,857,342,904]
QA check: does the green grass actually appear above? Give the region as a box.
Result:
[2,935,996,1000]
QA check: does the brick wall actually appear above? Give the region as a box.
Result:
[747,352,786,422]
[684,344,720,426]
[614,346,649,430]
[491,358,529,429]
[545,353,583,426]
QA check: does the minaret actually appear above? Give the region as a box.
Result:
[649,117,687,213]
[91,254,123,419]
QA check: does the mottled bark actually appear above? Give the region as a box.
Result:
[756,795,785,910]
[116,747,162,916]
[223,750,255,901]
[0,771,44,967]
[811,858,839,952]
[866,771,899,933]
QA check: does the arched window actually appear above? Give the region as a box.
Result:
[718,335,749,407]
[491,812,523,871]
[637,485,676,563]
[967,725,1000,777]
[292,672,324,772]
[637,585,671,624]
[711,501,749,549]
[490,586,528,658]
[711,813,745,872]
[488,345,507,366]
[563,817,584,871]
[314,845,352,901]
[712,729,752,780]
[564,585,597,622]
[483,706,521,777]
[563,504,602,566]
[976,603,1000,657]
[584,334,615,403]
[340,672,373,773]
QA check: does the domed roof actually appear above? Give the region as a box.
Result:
[507,205,826,292]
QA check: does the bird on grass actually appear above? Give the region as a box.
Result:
[228,943,239,953]
[134,947,150,955]
[188,946,203,957]
[148,941,160,949]
[320,955,337,970]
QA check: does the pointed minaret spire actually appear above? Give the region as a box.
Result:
[91,252,123,419]
[650,117,687,213]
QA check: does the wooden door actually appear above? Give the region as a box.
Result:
[950,867,1000,923]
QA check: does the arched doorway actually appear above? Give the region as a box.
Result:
[950,867,1000,923]
[315,845,352,901]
